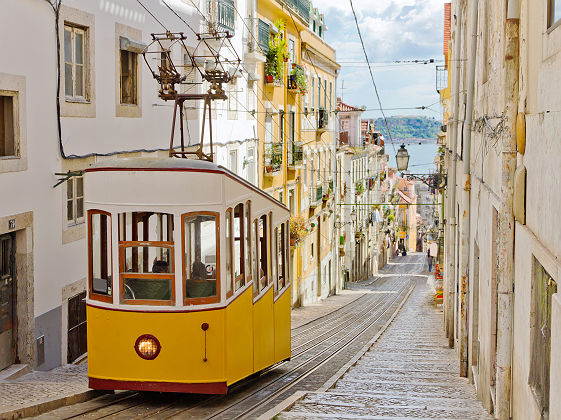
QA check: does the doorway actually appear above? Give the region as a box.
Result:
[0,233,16,371]
[67,291,87,363]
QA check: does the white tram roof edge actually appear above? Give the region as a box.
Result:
[85,158,289,212]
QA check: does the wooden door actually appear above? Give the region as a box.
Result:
[67,291,87,363]
[0,233,16,371]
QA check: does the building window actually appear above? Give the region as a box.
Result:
[227,82,238,118]
[550,0,561,27]
[120,50,138,104]
[0,94,16,157]
[67,176,84,226]
[529,258,557,414]
[229,149,238,174]
[247,147,256,185]
[265,115,273,143]
[64,25,87,100]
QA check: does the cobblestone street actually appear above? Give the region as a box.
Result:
[278,262,492,419]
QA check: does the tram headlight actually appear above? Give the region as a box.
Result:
[134,335,161,360]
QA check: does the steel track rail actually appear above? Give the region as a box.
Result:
[209,282,414,420]
[163,281,412,420]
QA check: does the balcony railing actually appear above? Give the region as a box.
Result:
[317,108,328,131]
[206,0,235,34]
[264,142,283,174]
[282,0,310,24]
[436,65,448,93]
[288,142,303,167]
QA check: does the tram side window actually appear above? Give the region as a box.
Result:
[245,201,251,283]
[272,227,278,293]
[252,219,259,295]
[225,209,233,297]
[89,211,112,300]
[118,212,174,304]
[233,203,244,291]
[277,223,286,290]
[184,214,219,301]
[258,215,268,291]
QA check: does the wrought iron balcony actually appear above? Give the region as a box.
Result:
[282,0,310,24]
[264,142,283,175]
[436,65,448,93]
[206,0,235,34]
[317,108,328,131]
[288,142,303,167]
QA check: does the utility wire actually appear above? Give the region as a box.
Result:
[136,0,169,31]
[348,0,396,154]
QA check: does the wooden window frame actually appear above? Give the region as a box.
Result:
[233,203,245,292]
[253,219,260,297]
[119,241,175,306]
[119,49,138,105]
[548,0,561,29]
[88,210,113,303]
[67,175,85,227]
[245,201,252,288]
[64,24,87,100]
[225,208,233,299]
[258,214,268,292]
[273,227,279,294]
[182,211,221,305]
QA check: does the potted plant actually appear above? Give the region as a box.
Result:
[289,64,307,95]
[289,215,307,247]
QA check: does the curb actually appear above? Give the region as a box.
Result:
[0,389,102,420]
[260,283,416,420]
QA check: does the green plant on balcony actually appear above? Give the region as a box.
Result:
[289,215,307,246]
[289,64,307,95]
[355,181,365,195]
[265,19,289,84]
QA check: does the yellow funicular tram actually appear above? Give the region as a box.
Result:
[85,159,291,393]
[86,31,291,394]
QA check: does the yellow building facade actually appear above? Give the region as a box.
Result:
[255,0,340,305]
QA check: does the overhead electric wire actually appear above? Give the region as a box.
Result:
[136,0,169,31]
[348,0,396,155]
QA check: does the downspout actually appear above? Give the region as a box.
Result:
[458,0,478,378]
[495,0,519,417]
[446,0,462,347]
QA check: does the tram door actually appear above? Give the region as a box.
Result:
[0,233,16,371]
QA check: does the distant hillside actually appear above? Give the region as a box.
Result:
[375,116,441,142]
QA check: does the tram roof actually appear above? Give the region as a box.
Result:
[87,157,221,172]
[86,157,289,211]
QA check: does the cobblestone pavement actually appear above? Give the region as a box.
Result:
[279,263,492,419]
[0,288,366,418]
[0,364,90,416]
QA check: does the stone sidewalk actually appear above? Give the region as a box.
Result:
[275,280,492,419]
[0,288,366,419]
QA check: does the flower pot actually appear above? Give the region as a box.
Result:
[290,237,296,246]
[265,75,274,83]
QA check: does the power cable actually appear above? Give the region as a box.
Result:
[348,0,396,154]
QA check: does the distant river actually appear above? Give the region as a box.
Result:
[386,141,439,175]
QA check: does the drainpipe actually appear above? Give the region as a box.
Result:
[458,0,478,378]
[446,0,462,347]
[495,0,519,417]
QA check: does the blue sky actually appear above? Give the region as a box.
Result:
[320,0,444,121]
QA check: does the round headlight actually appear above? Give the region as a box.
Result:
[134,334,161,360]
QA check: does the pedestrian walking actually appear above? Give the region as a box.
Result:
[427,249,433,272]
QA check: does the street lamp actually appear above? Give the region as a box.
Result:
[396,144,410,171]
